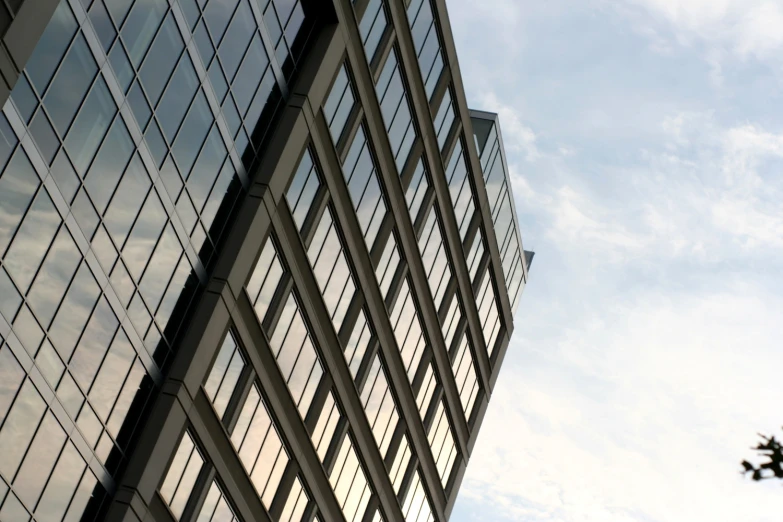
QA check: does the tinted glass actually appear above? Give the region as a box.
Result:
[1,0,317,517]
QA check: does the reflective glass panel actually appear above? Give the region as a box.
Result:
[204,331,245,420]
[329,435,372,522]
[160,430,205,519]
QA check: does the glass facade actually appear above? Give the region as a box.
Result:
[375,48,417,175]
[0,0,313,517]
[0,0,530,519]
[406,0,443,101]
[472,112,529,313]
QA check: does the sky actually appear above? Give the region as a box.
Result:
[447,1,783,521]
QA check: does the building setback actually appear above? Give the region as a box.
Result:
[0,0,532,520]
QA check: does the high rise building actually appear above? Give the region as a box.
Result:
[0,0,532,520]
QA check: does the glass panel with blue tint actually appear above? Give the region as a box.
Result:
[0,150,39,256]
[109,42,134,93]
[122,188,166,280]
[90,0,117,52]
[121,0,168,67]
[65,76,116,176]
[27,227,81,327]
[217,0,255,82]
[187,127,226,212]
[232,35,268,114]
[359,0,386,64]
[104,154,151,247]
[205,0,240,46]
[324,64,355,143]
[44,34,98,137]
[10,75,37,123]
[127,80,152,130]
[172,92,214,177]
[26,1,78,95]
[3,189,61,294]
[105,0,134,28]
[84,116,134,214]
[139,14,183,106]
[434,89,455,151]
[29,109,59,164]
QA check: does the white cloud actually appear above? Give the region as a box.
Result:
[505,103,783,263]
[547,185,650,259]
[461,289,783,522]
[476,91,541,162]
[622,0,783,59]
[446,2,783,521]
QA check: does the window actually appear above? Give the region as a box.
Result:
[359,0,387,64]
[406,0,444,99]
[417,206,453,310]
[324,64,355,144]
[389,278,428,383]
[306,207,356,334]
[375,232,401,301]
[359,354,400,458]
[476,268,501,356]
[444,140,476,242]
[204,332,245,420]
[344,310,373,380]
[0,0,313,517]
[427,401,458,488]
[196,481,240,522]
[389,436,412,494]
[433,90,455,151]
[342,126,387,250]
[268,292,324,418]
[247,236,287,326]
[453,333,480,419]
[329,435,373,522]
[375,49,416,174]
[400,469,434,522]
[286,149,321,232]
[160,431,205,519]
[405,158,429,230]
[231,385,291,507]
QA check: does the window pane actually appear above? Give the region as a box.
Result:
[26,1,78,95]
[122,0,168,67]
[36,442,86,522]
[44,34,97,137]
[3,189,61,294]
[159,56,200,142]
[204,332,245,420]
[139,14,183,106]
[13,412,67,509]
[65,77,116,176]
[160,431,204,519]
[0,379,46,481]
[0,150,39,256]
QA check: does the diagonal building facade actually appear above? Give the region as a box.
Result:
[0,0,532,520]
